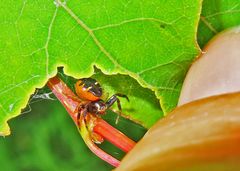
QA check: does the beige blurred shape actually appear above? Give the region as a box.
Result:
[116,93,240,171]
[116,27,240,171]
[178,26,240,106]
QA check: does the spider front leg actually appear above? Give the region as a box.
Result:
[77,105,104,144]
[76,104,88,127]
[106,93,129,124]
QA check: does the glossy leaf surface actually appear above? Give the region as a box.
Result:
[0,0,202,134]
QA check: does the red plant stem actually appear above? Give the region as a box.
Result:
[47,76,79,124]
[47,76,136,167]
[79,114,120,167]
[47,76,120,166]
[86,140,120,167]
[93,118,136,153]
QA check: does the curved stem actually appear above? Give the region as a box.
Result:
[80,114,120,167]
[93,118,136,153]
[47,76,135,167]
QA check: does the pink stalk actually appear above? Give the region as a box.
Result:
[47,76,136,167]
[93,118,136,153]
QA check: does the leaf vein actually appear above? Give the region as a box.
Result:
[15,0,28,24]
[0,75,40,96]
[56,0,123,70]
[137,54,185,75]
[44,7,58,77]
[92,17,181,31]
[200,16,218,34]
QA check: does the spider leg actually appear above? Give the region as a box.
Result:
[105,93,129,124]
[114,93,129,102]
[105,93,129,108]
[106,95,125,124]
[115,98,122,124]
[106,95,117,108]
[77,106,88,127]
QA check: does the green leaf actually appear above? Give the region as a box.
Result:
[59,68,163,128]
[0,97,146,170]
[198,0,240,47]
[0,0,202,135]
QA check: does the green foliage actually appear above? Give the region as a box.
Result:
[198,0,240,47]
[0,99,146,171]
[0,0,202,134]
[1,0,240,170]
[59,68,162,128]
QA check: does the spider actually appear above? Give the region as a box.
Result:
[75,78,129,124]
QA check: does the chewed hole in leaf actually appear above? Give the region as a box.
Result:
[58,66,163,128]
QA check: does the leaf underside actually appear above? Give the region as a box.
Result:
[1,0,203,135]
[198,0,240,47]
